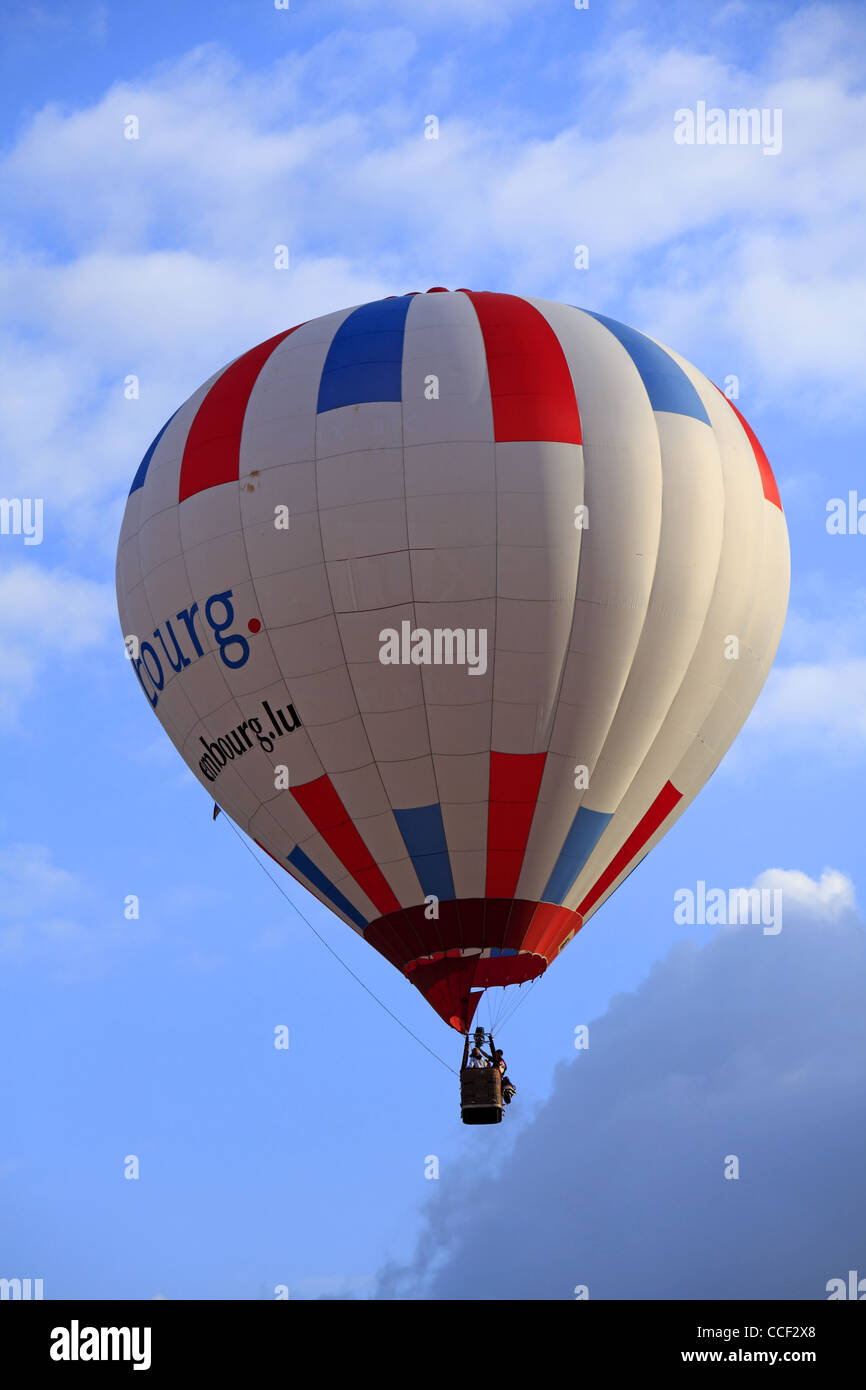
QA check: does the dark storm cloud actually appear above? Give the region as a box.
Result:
[377,873,866,1300]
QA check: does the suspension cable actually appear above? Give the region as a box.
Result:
[221,816,458,1075]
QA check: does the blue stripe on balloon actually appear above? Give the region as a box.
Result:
[129,410,179,494]
[543,806,612,904]
[393,804,456,903]
[583,311,710,425]
[316,297,412,413]
[287,845,368,929]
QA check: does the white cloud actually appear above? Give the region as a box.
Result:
[341,0,529,23]
[0,250,390,523]
[0,9,863,552]
[0,839,164,975]
[776,592,866,663]
[2,20,863,339]
[0,565,116,718]
[755,866,856,918]
[0,565,114,649]
[733,589,866,761]
[748,659,866,748]
[0,843,99,970]
[0,843,81,917]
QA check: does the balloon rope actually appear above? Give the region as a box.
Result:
[495,975,540,1033]
[222,817,458,1075]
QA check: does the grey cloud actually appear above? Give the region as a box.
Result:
[377,879,866,1300]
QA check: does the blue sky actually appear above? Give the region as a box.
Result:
[1,0,864,1300]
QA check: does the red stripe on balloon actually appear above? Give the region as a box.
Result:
[462,291,582,444]
[178,326,304,503]
[485,751,547,898]
[291,774,401,917]
[715,388,782,511]
[578,780,682,917]
[535,905,582,961]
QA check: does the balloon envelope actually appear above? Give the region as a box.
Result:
[116,290,789,1030]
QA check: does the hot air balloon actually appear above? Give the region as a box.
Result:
[116,289,789,1122]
